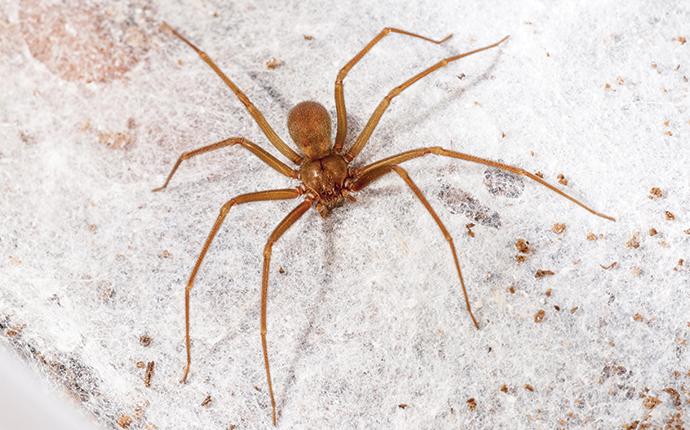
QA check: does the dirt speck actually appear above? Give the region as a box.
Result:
[515,239,530,254]
[524,383,535,392]
[633,313,644,322]
[557,173,568,185]
[535,269,555,279]
[534,309,545,323]
[398,403,408,409]
[303,34,314,40]
[266,57,284,69]
[201,394,213,407]
[664,210,675,221]
[118,415,133,428]
[465,223,476,238]
[144,361,155,387]
[466,398,477,411]
[139,335,152,347]
[642,395,661,409]
[552,223,566,234]
[648,228,658,236]
[626,233,640,249]
[649,187,663,199]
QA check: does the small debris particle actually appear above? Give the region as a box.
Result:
[515,255,527,263]
[87,223,97,233]
[501,131,507,139]
[630,266,642,276]
[649,187,663,199]
[664,130,673,136]
[524,384,535,392]
[664,210,675,220]
[685,228,690,235]
[266,58,284,69]
[398,403,408,409]
[642,395,661,409]
[586,232,597,241]
[663,119,670,127]
[535,269,555,278]
[229,425,237,430]
[457,73,466,80]
[515,239,530,253]
[663,387,681,407]
[554,305,561,311]
[136,361,145,369]
[675,35,687,45]
[648,228,658,236]
[118,415,133,428]
[600,261,618,270]
[570,306,579,314]
[139,335,152,347]
[159,250,172,258]
[465,223,476,238]
[534,309,546,323]
[651,62,658,69]
[633,313,644,322]
[557,173,568,185]
[144,361,155,387]
[201,395,213,407]
[623,420,639,430]
[278,266,286,275]
[625,234,640,249]
[534,171,544,178]
[127,118,137,129]
[545,288,552,297]
[604,82,612,91]
[303,34,314,40]
[616,76,625,85]
[466,398,477,411]
[508,286,516,294]
[500,384,509,393]
[552,223,566,234]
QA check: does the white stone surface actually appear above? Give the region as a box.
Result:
[1,1,688,429]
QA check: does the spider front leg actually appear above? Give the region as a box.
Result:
[350,165,480,328]
[260,198,313,426]
[162,23,303,164]
[334,27,453,152]
[179,188,302,384]
[356,147,616,221]
[153,137,298,192]
[345,35,509,162]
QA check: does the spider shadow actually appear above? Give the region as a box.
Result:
[278,211,339,417]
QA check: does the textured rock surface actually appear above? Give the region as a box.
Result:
[1,1,688,429]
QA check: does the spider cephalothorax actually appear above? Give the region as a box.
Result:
[155,23,614,426]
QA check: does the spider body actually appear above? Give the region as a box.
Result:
[155,23,614,426]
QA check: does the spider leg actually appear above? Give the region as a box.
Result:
[153,137,298,192]
[350,165,479,328]
[334,27,453,152]
[261,198,313,426]
[179,188,302,385]
[162,22,304,165]
[344,35,509,162]
[353,147,616,221]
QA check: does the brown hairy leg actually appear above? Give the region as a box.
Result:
[180,188,303,384]
[153,137,299,192]
[344,36,509,162]
[333,27,452,152]
[162,22,304,164]
[260,198,313,426]
[354,146,616,221]
[351,165,479,328]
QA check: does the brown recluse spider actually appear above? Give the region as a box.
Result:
[154,23,615,425]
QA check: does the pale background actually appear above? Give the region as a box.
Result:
[1,0,688,429]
